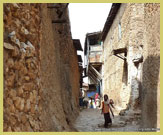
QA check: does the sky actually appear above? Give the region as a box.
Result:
[69,3,112,52]
[68,3,112,82]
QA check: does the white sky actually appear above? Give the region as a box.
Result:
[68,3,112,83]
[69,3,112,51]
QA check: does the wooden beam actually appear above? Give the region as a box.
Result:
[58,3,69,18]
[89,65,101,81]
[90,65,102,79]
[89,68,101,81]
[89,70,97,81]
[114,54,126,60]
[64,3,69,9]
[47,3,69,9]
[112,47,127,60]
[89,69,101,82]
[89,62,103,65]
[47,6,61,8]
[88,73,97,84]
[52,19,67,23]
[89,69,99,82]
[113,47,127,55]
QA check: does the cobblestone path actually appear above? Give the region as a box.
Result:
[74,108,140,132]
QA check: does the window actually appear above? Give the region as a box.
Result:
[118,22,122,40]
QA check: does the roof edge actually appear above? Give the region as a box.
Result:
[101,3,121,41]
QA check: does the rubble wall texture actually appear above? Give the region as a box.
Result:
[103,3,144,109]
[3,3,80,132]
[103,4,130,109]
[3,4,42,131]
[128,3,145,109]
[40,4,80,131]
[141,3,160,128]
[103,3,160,128]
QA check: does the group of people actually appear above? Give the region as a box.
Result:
[80,93,115,128]
[89,93,101,109]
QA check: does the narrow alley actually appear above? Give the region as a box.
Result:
[3,3,160,132]
[74,108,141,132]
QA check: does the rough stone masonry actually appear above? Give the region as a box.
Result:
[102,3,160,129]
[3,3,80,132]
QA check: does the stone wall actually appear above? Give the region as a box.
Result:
[141,3,160,129]
[103,3,146,110]
[3,3,80,132]
[102,4,130,109]
[3,3,42,131]
[102,3,160,128]
[39,3,80,131]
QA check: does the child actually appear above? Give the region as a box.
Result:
[101,94,115,128]
[90,97,94,108]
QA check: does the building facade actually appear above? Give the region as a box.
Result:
[84,32,103,97]
[3,3,82,131]
[101,3,160,128]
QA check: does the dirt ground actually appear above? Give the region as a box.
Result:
[73,108,141,132]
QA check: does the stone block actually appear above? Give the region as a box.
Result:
[4,42,14,50]
[17,86,24,97]
[7,58,14,68]
[24,99,31,112]
[13,97,25,111]
[23,82,34,91]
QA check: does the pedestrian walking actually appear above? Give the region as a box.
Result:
[90,97,94,108]
[95,93,99,105]
[101,94,115,128]
[96,95,101,108]
[83,97,89,108]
